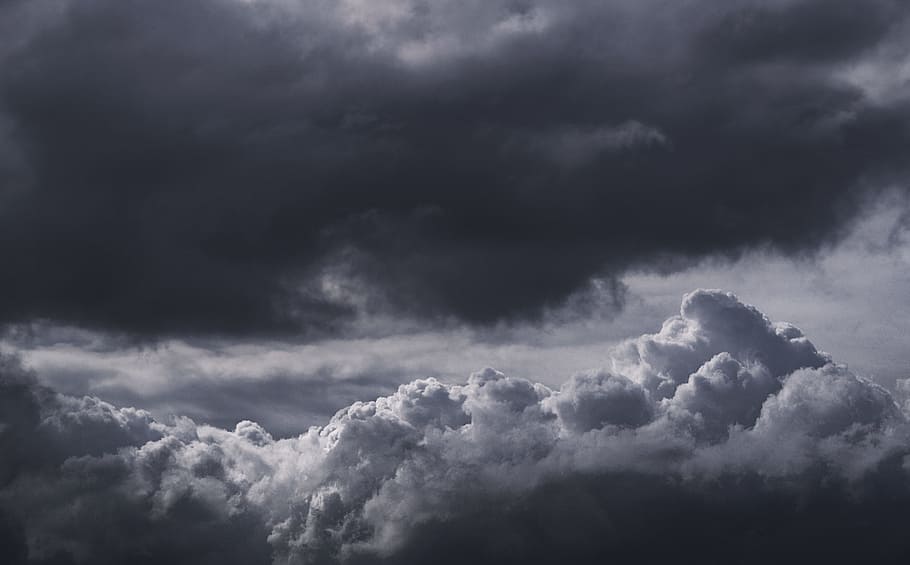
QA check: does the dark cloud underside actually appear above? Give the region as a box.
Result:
[0,0,908,336]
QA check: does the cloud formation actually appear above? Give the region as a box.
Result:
[1,0,909,335]
[2,290,910,564]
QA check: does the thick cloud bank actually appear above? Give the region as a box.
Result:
[3,290,910,564]
[2,0,910,335]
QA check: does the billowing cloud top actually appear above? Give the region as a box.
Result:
[1,0,910,335]
[3,290,910,564]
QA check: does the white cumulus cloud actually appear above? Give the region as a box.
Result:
[2,290,909,564]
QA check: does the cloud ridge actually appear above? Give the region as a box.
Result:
[2,290,910,563]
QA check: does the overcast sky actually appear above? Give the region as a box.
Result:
[2,1,910,564]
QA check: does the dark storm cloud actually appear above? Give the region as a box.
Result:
[3,290,910,564]
[1,0,909,336]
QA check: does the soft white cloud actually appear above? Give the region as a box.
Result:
[547,370,652,433]
[664,352,778,441]
[3,289,910,563]
[611,289,827,398]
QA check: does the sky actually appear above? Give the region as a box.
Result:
[2,1,910,564]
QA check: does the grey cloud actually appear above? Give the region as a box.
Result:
[612,288,828,398]
[548,371,652,433]
[0,0,908,336]
[0,356,162,486]
[3,290,910,563]
[526,121,669,168]
[754,363,901,439]
[98,371,401,439]
[664,352,779,441]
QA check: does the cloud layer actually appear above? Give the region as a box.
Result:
[1,0,910,335]
[3,290,910,564]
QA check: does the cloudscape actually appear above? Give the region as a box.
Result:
[1,0,910,563]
